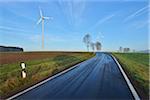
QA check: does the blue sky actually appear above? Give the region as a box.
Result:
[0,0,149,51]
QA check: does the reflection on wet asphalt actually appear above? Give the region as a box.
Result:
[16,53,133,100]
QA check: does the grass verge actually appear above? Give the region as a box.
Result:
[112,53,149,99]
[0,52,94,99]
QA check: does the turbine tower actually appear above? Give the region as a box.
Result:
[37,8,53,49]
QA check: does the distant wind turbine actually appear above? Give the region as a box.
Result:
[37,8,53,49]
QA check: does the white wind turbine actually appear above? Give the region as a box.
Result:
[37,8,53,49]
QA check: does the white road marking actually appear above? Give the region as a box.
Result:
[111,54,140,100]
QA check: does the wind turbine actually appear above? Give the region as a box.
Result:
[37,8,53,49]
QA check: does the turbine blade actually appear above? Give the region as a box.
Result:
[43,16,53,20]
[39,8,42,17]
[37,18,42,25]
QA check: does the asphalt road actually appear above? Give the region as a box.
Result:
[16,53,133,100]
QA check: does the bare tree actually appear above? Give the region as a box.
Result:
[95,41,101,51]
[90,42,95,52]
[83,34,91,51]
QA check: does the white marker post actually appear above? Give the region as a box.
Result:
[21,62,26,79]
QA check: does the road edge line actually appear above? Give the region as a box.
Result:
[7,57,95,100]
[111,54,140,100]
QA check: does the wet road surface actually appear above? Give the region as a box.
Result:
[16,53,133,100]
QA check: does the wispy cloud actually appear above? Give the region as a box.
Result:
[129,20,149,30]
[90,14,115,30]
[6,7,36,22]
[96,14,115,25]
[0,26,33,33]
[124,6,148,22]
[0,25,69,43]
[56,0,87,28]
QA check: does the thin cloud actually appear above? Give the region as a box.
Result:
[124,6,148,22]
[129,20,148,30]
[96,14,115,25]
[0,26,67,43]
[7,7,37,22]
[91,14,115,30]
[57,0,87,28]
[0,26,33,33]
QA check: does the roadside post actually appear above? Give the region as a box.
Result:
[21,62,27,78]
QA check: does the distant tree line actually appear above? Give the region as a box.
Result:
[0,46,23,52]
[83,34,102,52]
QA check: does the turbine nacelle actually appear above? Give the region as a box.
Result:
[37,8,53,25]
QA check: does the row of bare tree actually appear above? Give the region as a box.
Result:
[83,34,102,52]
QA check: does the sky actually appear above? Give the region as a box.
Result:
[0,0,149,51]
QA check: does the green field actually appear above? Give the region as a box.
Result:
[0,52,94,99]
[112,53,149,99]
